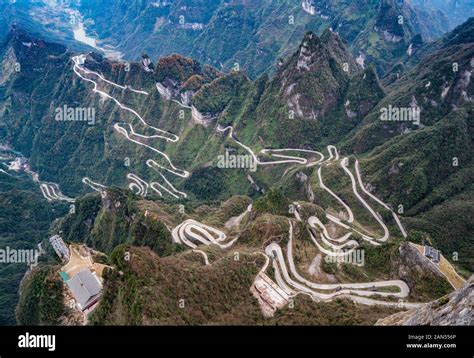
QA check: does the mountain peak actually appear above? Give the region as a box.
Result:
[272,31,353,120]
[154,54,203,85]
[343,65,385,120]
[294,31,323,70]
[1,27,68,71]
[281,29,358,79]
[321,28,361,74]
[301,31,320,47]
[375,0,408,40]
[320,28,338,43]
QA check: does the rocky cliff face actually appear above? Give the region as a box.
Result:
[376,276,473,325]
[276,30,352,120]
[244,29,385,148]
[391,242,450,296]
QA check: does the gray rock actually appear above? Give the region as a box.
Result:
[376,276,473,325]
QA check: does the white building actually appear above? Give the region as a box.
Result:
[49,235,70,261]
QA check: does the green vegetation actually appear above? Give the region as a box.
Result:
[239,213,289,246]
[130,214,185,257]
[89,246,399,325]
[363,243,398,277]
[322,260,337,275]
[253,188,290,216]
[60,188,183,257]
[59,194,102,244]
[193,72,250,114]
[16,266,66,325]
[436,295,450,307]
[0,171,67,325]
[202,195,252,228]
[69,0,448,78]
[407,269,453,301]
[89,246,263,325]
[154,55,203,84]
[183,167,227,200]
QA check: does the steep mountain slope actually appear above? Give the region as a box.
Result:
[0,31,113,195]
[345,18,474,153]
[383,16,474,85]
[226,29,384,149]
[1,20,472,275]
[0,164,67,325]
[78,0,449,77]
[339,18,474,271]
[410,0,474,29]
[17,187,453,325]
[376,276,473,325]
[0,1,96,52]
[350,0,449,74]
[88,245,402,325]
[0,28,238,197]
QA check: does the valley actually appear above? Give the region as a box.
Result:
[39,55,461,317]
[0,1,472,328]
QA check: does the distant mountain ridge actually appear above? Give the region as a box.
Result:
[410,0,474,28]
[2,0,450,78]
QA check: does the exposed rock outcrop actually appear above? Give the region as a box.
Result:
[393,242,446,287]
[376,276,473,325]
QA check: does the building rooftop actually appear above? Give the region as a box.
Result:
[424,245,440,263]
[49,235,70,261]
[66,268,102,310]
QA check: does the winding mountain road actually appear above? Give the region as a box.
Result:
[126,173,149,196]
[354,160,407,238]
[317,166,354,223]
[217,125,324,166]
[263,221,423,308]
[171,219,237,249]
[340,157,390,242]
[72,55,188,198]
[82,177,106,193]
[40,183,75,203]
